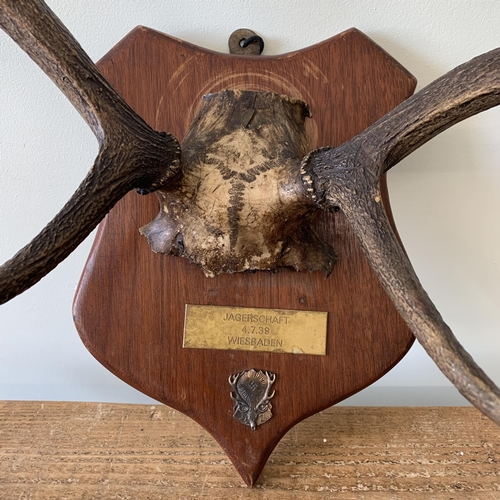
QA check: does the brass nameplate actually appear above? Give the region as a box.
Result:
[183,305,327,355]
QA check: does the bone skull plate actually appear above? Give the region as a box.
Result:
[141,90,336,276]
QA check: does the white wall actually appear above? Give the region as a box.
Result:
[0,0,499,406]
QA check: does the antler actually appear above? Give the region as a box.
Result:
[302,48,500,423]
[0,0,181,304]
[258,372,276,405]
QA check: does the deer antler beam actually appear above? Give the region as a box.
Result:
[301,48,500,424]
[0,0,181,304]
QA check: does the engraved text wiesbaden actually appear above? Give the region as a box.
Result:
[227,336,284,348]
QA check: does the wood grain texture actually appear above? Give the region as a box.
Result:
[73,27,416,484]
[1,402,499,499]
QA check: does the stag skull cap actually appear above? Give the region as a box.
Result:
[140,90,336,276]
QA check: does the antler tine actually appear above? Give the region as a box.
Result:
[367,47,500,176]
[261,372,276,401]
[303,48,500,185]
[301,47,500,423]
[0,0,181,304]
[348,194,500,424]
[2,0,132,139]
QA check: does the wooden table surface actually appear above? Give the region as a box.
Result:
[0,402,499,499]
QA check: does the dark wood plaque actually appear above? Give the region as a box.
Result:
[73,27,416,485]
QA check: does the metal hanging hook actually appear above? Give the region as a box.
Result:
[228,29,264,55]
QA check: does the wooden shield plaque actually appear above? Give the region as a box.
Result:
[73,27,416,485]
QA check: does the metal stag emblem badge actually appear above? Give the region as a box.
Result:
[229,369,276,430]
